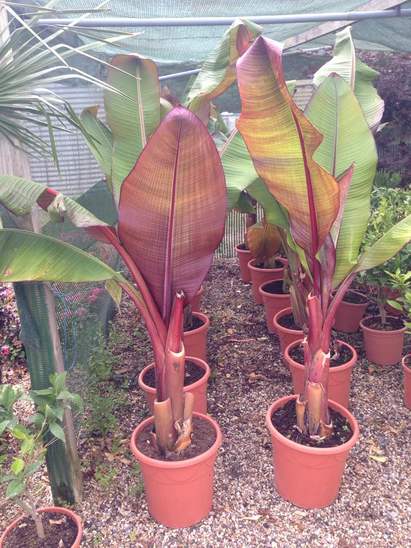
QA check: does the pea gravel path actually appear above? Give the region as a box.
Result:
[1,260,410,547]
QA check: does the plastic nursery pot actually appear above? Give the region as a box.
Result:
[138,357,210,415]
[402,354,411,410]
[360,315,406,366]
[183,312,210,362]
[333,290,369,333]
[284,339,357,409]
[130,412,222,528]
[0,506,83,548]
[273,307,303,354]
[248,258,286,304]
[235,243,252,283]
[190,285,204,313]
[266,395,359,509]
[259,279,291,334]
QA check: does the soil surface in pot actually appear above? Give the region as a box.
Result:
[183,315,204,332]
[4,512,78,548]
[289,343,353,368]
[271,399,353,448]
[143,360,205,388]
[136,416,216,461]
[237,243,248,250]
[277,312,301,331]
[362,316,404,331]
[262,280,289,295]
[342,291,368,304]
[252,259,284,269]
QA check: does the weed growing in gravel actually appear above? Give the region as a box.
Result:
[94,462,118,489]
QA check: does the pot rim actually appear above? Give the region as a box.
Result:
[258,279,290,298]
[266,395,359,456]
[235,243,251,254]
[184,311,210,335]
[130,412,222,469]
[138,357,211,396]
[247,257,286,273]
[0,506,82,547]
[284,338,358,373]
[402,353,411,372]
[273,307,303,335]
[339,289,369,307]
[360,315,406,335]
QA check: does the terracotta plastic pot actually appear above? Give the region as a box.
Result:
[402,354,411,410]
[284,339,357,409]
[183,312,209,362]
[259,280,291,334]
[266,395,359,509]
[360,316,406,366]
[235,244,252,283]
[0,506,83,548]
[334,290,368,333]
[248,258,286,304]
[130,412,222,528]
[273,307,303,353]
[190,286,204,313]
[138,357,210,414]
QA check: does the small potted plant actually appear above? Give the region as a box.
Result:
[0,374,83,547]
[333,288,369,333]
[234,192,257,283]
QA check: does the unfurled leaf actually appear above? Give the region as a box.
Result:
[80,106,113,182]
[105,54,161,203]
[305,75,377,285]
[236,36,339,256]
[118,106,226,324]
[0,176,46,216]
[105,279,122,307]
[246,222,282,264]
[49,422,65,443]
[6,478,25,498]
[11,457,24,475]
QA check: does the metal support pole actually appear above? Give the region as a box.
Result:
[35,7,411,27]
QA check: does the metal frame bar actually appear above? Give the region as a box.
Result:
[36,7,411,27]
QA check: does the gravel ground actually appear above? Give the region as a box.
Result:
[1,260,410,547]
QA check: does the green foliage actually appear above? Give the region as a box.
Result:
[94,462,118,490]
[385,269,411,331]
[0,374,81,533]
[373,170,403,189]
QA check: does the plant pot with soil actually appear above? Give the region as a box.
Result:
[334,289,368,333]
[1,506,83,548]
[235,243,252,283]
[266,395,359,509]
[284,339,357,409]
[248,258,286,304]
[183,311,210,362]
[139,357,210,414]
[402,354,411,410]
[259,279,291,333]
[360,315,406,366]
[273,307,304,353]
[130,412,222,528]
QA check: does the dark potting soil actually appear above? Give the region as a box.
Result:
[136,416,216,461]
[262,280,289,295]
[362,316,405,331]
[342,290,368,304]
[184,315,204,332]
[277,312,301,331]
[4,512,78,548]
[143,360,205,388]
[237,243,248,251]
[253,259,284,269]
[289,342,353,368]
[271,399,353,448]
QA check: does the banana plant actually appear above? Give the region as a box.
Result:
[0,105,227,456]
[236,35,411,438]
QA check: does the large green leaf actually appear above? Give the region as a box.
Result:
[105,54,161,203]
[305,75,377,285]
[185,19,262,119]
[117,106,226,324]
[313,27,384,133]
[354,214,411,272]
[80,106,113,183]
[0,229,122,284]
[0,176,108,229]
